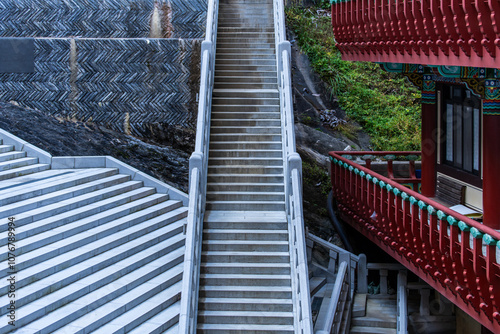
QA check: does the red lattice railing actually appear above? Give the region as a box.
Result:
[330,151,500,333]
[331,0,500,68]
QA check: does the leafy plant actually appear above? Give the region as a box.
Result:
[286,6,421,151]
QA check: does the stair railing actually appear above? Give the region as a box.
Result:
[316,261,350,334]
[178,0,218,332]
[273,0,313,333]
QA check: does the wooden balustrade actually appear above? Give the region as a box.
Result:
[331,0,500,68]
[330,151,500,333]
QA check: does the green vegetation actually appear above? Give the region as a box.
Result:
[302,160,330,216]
[286,6,421,151]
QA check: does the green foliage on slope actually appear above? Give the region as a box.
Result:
[286,7,422,151]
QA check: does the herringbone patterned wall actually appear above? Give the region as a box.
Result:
[0,0,207,39]
[0,0,205,134]
[0,38,201,133]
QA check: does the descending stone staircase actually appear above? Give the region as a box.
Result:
[196,0,295,332]
[0,133,188,333]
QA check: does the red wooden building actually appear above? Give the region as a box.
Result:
[329,1,500,332]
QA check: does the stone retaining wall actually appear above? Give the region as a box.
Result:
[0,0,206,135]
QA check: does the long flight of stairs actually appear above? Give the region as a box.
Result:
[196,0,296,332]
[0,135,187,333]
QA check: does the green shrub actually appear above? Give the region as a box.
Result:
[286,7,421,151]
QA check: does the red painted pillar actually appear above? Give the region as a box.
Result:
[482,79,500,229]
[420,74,437,197]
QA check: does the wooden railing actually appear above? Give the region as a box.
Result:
[330,151,500,333]
[331,0,500,68]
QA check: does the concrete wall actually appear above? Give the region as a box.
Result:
[0,0,206,135]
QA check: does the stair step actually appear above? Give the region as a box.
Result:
[0,174,131,218]
[0,150,26,162]
[0,163,50,181]
[209,156,282,165]
[126,303,179,334]
[201,273,291,287]
[212,70,277,78]
[212,98,279,107]
[209,149,282,158]
[207,182,284,192]
[0,190,167,259]
[201,262,290,275]
[198,310,293,325]
[211,104,279,112]
[0,144,14,153]
[206,201,286,211]
[0,214,186,296]
[0,240,184,317]
[209,142,282,150]
[216,47,275,55]
[0,168,118,206]
[216,58,276,66]
[206,191,284,202]
[213,88,279,98]
[211,112,280,120]
[216,53,276,60]
[208,164,283,173]
[203,229,288,241]
[214,82,278,89]
[15,264,183,333]
[202,240,289,252]
[0,156,38,171]
[350,326,397,334]
[197,323,294,334]
[199,285,292,299]
[2,180,144,231]
[199,298,293,312]
[207,174,284,183]
[0,198,183,268]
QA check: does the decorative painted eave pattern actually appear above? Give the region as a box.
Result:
[331,0,500,68]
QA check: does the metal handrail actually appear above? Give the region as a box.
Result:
[273,0,313,332]
[178,0,218,332]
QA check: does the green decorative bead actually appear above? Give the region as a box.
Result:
[360,171,366,177]
[366,174,373,181]
[447,216,458,226]
[483,234,497,246]
[343,162,349,169]
[330,157,335,162]
[497,240,500,250]
[372,177,379,184]
[393,188,401,196]
[427,205,436,215]
[379,181,386,188]
[354,168,360,175]
[384,154,396,160]
[362,154,374,160]
[386,184,393,191]
[348,166,354,172]
[407,155,419,161]
[401,192,409,201]
[409,196,418,205]
[418,200,427,209]
[458,221,471,232]
[470,227,484,239]
[342,155,353,160]
[437,210,446,220]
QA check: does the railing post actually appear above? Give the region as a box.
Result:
[357,254,368,293]
[379,269,388,295]
[277,41,291,78]
[397,270,408,334]
[327,250,338,283]
[419,288,431,316]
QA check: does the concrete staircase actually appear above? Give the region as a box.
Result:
[350,297,398,334]
[0,135,188,333]
[196,0,295,332]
